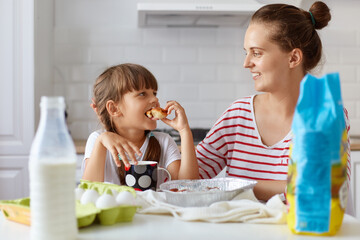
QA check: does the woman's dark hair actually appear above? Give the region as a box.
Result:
[251,1,331,72]
[92,63,161,184]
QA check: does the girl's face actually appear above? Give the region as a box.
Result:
[117,88,160,131]
[243,22,293,93]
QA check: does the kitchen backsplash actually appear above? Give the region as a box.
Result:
[50,0,360,140]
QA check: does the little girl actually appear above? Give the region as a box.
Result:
[81,63,198,186]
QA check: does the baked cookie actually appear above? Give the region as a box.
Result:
[145,107,168,119]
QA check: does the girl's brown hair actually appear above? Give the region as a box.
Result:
[93,63,161,184]
[251,1,331,72]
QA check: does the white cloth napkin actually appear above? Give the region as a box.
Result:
[135,189,287,224]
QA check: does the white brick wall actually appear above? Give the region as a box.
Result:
[51,0,360,139]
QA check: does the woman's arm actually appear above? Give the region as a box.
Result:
[253,180,287,201]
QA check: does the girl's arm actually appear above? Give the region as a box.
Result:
[161,101,199,180]
[178,127,199,179]
[82,132,142,181]
[82,135,107,182]
[95,131,142,169]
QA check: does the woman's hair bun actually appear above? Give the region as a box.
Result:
[309,1,331,30]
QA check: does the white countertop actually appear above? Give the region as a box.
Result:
[2,212,360,240]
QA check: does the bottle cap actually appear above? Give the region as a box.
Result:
[40,96,65,108]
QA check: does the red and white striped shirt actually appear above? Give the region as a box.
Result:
[196,95,351,183]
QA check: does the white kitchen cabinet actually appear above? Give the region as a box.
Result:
[351,151,360,219]
[0,0,34,200]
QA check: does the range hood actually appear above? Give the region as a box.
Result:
[137,1,265,28]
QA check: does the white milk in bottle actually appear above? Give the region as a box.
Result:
[29,96,77,240]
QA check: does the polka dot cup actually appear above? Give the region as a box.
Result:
[125,161,171,191]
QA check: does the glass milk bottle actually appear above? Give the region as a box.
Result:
[29,96,78,240]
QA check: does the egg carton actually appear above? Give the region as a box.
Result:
[0,198,31,226]
[77,180,139,227]
[0,180,139,228]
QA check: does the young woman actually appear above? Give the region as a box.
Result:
[196,1,352,203]
[81,63,198,186]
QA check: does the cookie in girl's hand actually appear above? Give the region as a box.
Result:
[146,107,168,119]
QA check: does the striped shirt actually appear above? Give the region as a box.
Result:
[196,95,351,183]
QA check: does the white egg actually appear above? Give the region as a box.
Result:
[116,191,135,205]
[95,193,117,209]
[80,189,100,205]
[111,189,119,197]
[75,187,85,201]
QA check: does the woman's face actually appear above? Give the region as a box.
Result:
[243,22,293,93]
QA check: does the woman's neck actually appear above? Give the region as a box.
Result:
[264,94,297,119]
[271,71,304,116]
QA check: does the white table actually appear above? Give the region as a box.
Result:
[1,212,360,240]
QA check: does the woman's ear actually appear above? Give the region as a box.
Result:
[289,48,303,69]
[106,100,122,117]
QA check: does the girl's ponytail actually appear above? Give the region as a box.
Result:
[142,132,161,163]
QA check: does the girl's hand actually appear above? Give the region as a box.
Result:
[161,101,190,134]
[99,132,142,170]
[162,101,199,180]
